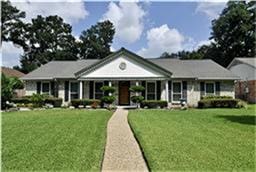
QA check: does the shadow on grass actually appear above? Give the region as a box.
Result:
[216,115,256,125]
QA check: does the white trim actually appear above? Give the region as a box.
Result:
[205,82,216,95]
[41,81,50,95]
[79,81,83,99]
[69,81,79,101]
[172,81,182,103]
[165,80,169,102]
[94,81,104,99]
[146,81,157,100]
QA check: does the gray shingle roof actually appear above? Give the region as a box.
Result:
[149,58,239,80]
[22,60,99,80]
[21,48,238,80]
[228,57,256,69]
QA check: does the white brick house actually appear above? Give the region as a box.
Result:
[22,48,238,107]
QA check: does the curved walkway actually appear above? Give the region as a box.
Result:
[102,108,148,172]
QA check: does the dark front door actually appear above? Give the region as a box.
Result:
[119,81,130,105]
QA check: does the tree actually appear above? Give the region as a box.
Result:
[210,1,256,67]
[1,74,24,109]
[1,0,27,46]
[79,20,115,59]
[16,15,78,73]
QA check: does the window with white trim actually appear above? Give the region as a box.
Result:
[42,82,50,95]
[95,82,104,99]
[70,82,79,100]
[147,82,156,100]
[205,83,215,95]
[172,82,182,102]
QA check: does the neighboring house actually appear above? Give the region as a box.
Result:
[1,66,26,97]
[227,58,256,103]
[21,48,238,107]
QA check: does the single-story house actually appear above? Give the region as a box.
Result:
[21,48,238,107]
[227,57,256,103]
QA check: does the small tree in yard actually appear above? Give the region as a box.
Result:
[100,86,116,109]
[130,85,145,108]
[1,74,24,109]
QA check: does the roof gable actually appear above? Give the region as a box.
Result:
[75,48,172,78]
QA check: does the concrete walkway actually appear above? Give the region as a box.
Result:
[102,108,148,172]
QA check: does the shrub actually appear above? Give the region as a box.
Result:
[11,97,31,104]
[141,100,168,109]
[129,85,145,92]
[198,99,246,108]
[71,99,100,108]
[202,95,233,100]
[101,96,116,104]
[100,86,116,93]
[45,97,63,107]
[131,96,144,104]
[30,93,46,107]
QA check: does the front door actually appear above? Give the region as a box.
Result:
[119,81,130,105]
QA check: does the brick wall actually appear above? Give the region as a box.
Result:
[235,80,256,103]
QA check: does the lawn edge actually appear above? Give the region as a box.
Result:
[127,111,151,172]
[100,110,114,171]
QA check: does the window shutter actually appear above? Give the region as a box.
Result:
[168,81,172,102]
[200,82,205,98]
[36,82,41,94]
[104,81,109,96]
[156,81,161,100]
[141,81,146,99]
[182,81,187,100]
[64,81,69,101]
[89,81,94,99]
[50,81,55,96]
[215,82,220,95]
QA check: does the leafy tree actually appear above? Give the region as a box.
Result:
[210,1,256,66]
[1,0,26,46]
[1,74,24,109]
[15,15,78,73]
[79,20,115,59]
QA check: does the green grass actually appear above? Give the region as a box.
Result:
[2,109,112,171]
[129,105,256,171]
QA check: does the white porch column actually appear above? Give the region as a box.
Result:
[165,80,169,102]
[79,81,83,99]
[109,81,112,96]
[135,81,139,96]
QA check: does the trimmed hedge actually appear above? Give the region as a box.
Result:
[198,99,246,108]
[45,97,63,107]
[71,99,101,108]
[141,100,168,109]
[202,95,233,100]
[11,97,31,104]
[11,96,63,107]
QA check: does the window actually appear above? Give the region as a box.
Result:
[172,82,182,102]
[95,82,104,99]
[70,82,79,100]
[147,82,156,100]
[205,83,215,95]
[42,82,50,95]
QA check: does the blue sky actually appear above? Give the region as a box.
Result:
[1,0,227,67]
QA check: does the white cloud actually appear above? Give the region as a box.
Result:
[196,2,226,20]
[196,40,212,48]
[137,24,185,58]
[1,42,23,67]
[12,0,89,24]
[102,1,146,43]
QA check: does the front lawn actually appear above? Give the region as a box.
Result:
[128,105,256,171]
[2,109,112,171]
